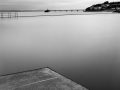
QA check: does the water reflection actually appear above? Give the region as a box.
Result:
[0,13,120,90]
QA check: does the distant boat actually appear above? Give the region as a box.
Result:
[44,9,50,12]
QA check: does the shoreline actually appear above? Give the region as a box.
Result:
[0,11,119,18]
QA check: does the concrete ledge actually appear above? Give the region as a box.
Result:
[0,67,88,90]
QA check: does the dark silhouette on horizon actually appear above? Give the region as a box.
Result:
[44,9,50,12]
[84,1,120,12]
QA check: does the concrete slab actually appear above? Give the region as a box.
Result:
[0,67,88,90]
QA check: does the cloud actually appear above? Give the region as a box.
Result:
[0,0,120,10]
[0,1,47,10]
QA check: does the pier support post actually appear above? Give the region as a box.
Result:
[8,12,9,18]
[8,12,11,18]
[15,12,18,18]
[1,12,3,18]
[10,12,11,18]
[8,12,10,18]
[15,12,16,17]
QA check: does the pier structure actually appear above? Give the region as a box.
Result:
[0,12,18,18]
[50,9,82,12]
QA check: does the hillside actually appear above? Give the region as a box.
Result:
[84,1,120,12]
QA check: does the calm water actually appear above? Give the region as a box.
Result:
[0,12,120,90]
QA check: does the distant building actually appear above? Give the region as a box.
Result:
[116,7,120,10]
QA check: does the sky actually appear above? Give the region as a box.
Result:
[0,0,119,10]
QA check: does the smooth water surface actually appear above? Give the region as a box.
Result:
[0,12,120,90]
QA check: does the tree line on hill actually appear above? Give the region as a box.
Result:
[85,1,120,12]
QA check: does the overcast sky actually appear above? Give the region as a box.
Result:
[0,0,118,10]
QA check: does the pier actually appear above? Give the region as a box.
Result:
[50,9,82,12]
[44,9,83,12]
[0,12,18,18]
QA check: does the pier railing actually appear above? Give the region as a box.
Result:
[0,12,18,18]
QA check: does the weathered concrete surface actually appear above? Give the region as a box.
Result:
[0,68,88,90]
